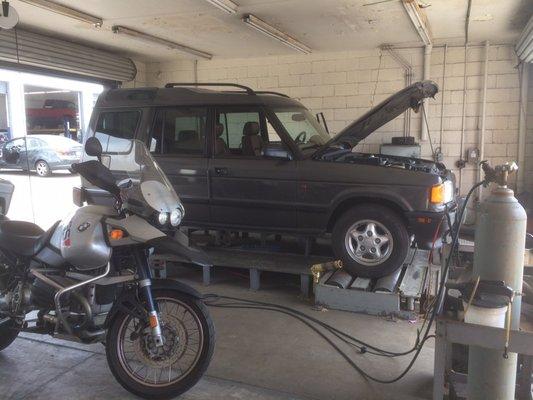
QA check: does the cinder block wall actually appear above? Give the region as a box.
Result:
[145,45,522,194]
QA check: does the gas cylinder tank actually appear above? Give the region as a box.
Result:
[50,205,117,271]
[473,185,527,328]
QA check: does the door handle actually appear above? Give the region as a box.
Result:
[214,167,228,176]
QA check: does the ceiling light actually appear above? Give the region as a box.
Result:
[402,0,432,46]
[204,0,238,14]
[242,14,311,54]
[112,26,213,60]
[18,0,102,27]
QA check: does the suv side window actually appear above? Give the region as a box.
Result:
[151,107,207,156]
[95,110,140,153]
[215,107,286,157]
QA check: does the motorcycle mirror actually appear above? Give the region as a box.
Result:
[85,137,103,160]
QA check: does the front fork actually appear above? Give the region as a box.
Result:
[134,250,164,347]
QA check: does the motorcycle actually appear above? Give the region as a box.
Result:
[0,137,215,399]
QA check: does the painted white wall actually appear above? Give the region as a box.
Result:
[145,45,522,195]
[526,64,533,194]
[122,61,148,89]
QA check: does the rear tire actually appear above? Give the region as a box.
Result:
[0,319,20,352]
[106,290,215,399]
[35,160,51,177]
[332,204,409,279]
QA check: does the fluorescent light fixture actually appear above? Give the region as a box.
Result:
[112,26,213,60]
[402,0,432,46]
[204,0,238,14]
[18,0,102,27]
[242,14,311,54]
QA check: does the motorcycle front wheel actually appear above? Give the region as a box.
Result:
[106,290,215,400]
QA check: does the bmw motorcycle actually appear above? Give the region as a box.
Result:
[0,137,215,399]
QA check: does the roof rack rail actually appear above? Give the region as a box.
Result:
[255,91,290,98]
[164,82,255,95]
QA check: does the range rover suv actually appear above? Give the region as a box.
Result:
[75,81,456,278]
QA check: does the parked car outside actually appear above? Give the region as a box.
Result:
[76,81,457,278]
[0,134,82,177]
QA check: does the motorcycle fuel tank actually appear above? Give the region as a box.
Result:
[51,205,115,270]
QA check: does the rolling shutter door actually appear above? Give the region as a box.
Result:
[0,28,136,82]
[516,15,533,63]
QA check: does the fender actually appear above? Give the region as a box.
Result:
[148,232,212,268]
[329,187,413,214]
[104,278,202,327]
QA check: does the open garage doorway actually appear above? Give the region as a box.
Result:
[0,69,103,229]
[24,86,81,141]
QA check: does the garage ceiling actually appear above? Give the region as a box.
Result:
[9,0,533,61]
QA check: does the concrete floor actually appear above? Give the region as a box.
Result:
[0,266,435,400]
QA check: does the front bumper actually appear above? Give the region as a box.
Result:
[406,205,456,250]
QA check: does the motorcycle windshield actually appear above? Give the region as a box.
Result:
[104,139,183,216]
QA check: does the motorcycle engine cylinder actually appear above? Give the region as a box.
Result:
[30,279,56,309]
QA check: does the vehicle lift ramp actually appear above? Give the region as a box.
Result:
[314,249,431,319]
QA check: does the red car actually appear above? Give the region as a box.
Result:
[26,99,78,129]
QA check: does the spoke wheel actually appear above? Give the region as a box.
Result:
[106,290,215,399]
[345,219,393,266]
[0,317,20,352]
[118,298,203,387]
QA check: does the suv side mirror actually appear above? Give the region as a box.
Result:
[85,137,102,160]
[262,144,292,160]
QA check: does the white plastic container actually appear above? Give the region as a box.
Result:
[463,302,508,328]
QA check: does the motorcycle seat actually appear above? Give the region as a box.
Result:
[0,220,58,257]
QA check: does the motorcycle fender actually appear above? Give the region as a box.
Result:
[148,233,212,268]
[104,279,202,328]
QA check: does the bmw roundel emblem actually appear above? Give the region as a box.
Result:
[77,222,91,232]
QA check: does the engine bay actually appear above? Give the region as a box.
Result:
[333,151,442,174]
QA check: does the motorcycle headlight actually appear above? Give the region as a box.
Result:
[170,208,183,227]
[158,212,169,225]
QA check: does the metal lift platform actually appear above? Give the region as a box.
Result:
[153,231,431,319]
[156,245,329,297]
[314,249,431,319]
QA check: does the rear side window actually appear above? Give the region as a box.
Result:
[94,110,140,153]
[151,107,207,155]
[220,112,260,149]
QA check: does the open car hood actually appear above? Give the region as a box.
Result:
[323,80,438,149]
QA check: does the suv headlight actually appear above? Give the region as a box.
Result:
[430,181,454,204]
[170,208,184,226]
[158,212,169,225]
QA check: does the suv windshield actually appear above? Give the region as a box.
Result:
[273,107,329,151]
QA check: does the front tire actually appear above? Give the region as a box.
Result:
[332,205,409,278]
[0,318,20,352]
[106,290,215,400]
[35,160,51,177]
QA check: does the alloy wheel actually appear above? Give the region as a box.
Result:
[345,219,394,266]
[35,161,50,177]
